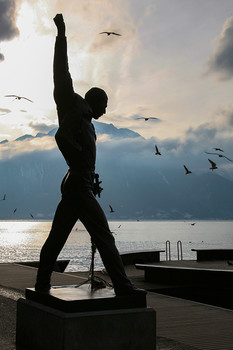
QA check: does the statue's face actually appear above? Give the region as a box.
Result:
[92,98,108,119]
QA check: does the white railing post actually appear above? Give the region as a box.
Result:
[177,240,183,260]
[165,240,171,261]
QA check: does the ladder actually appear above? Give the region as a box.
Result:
[165,240,183,260]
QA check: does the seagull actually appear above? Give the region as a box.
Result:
[136,117,159,121]
[184,165,192,175]
[2,194,6,200]
[99,31,121,36]
[205,152,233,162]
[208,159,218,170]
[155,145,161,155]
[5,95,33,103]
[109,205,115,213]
[213,148,224,152]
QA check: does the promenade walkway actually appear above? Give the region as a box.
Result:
[0,262,233,350]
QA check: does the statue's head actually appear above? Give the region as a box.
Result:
[85,87,108,119]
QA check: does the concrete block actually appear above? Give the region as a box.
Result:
[16,298,156,350]
[120,250,164,265]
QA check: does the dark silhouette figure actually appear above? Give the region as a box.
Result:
[184,165,192,175]
[109,205,114,213]
[35,14,146,297]
[213,147,223,152]
[5,94,33,102]
[136,117,159,121]
[205,151,233,162]
[99,31,121,36]
[155,145,161,155]
[208,159,218,170]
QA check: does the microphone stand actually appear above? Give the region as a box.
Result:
[76,174,112,291]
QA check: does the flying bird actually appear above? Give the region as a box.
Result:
[99,31,121,36]
[184,165,192,175]
[208,159,218,170]
[109,205,115,213]
[136,117,159,121]
[30,213,35,219]
[13,208,17,213]
[204,152,233,162]
[2,194,6,200]
[155,145,161,155]
[5,95,33,103]
[219,155,233,162]
[213,148,224,152]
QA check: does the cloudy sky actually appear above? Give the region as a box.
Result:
[1,0,233,156]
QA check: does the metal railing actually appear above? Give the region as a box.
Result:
[165,240,171,261]
[165,240,183,260]
[177,240,183,260]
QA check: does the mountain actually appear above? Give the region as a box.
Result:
[0,139,8,144]
[97,159,233,220]
[92,121,142,139]
[0,121,233,220]
[35,132,47,138]
[48,128,57,137]
[15,134,34,142]
[12,122,141,142]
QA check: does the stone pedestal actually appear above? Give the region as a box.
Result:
[16,284,156,350]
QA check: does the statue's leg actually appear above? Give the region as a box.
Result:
[78,191,133,294]
[35,197,78,291]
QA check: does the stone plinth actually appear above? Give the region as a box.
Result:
[16,285,156,350]
[25,284,147,312]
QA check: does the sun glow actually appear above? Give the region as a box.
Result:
[17,3,36,40]
[0,2,56,141]
[0,221,40,246]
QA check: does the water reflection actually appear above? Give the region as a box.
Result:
[0,221,40,246]
[0,220,232,271]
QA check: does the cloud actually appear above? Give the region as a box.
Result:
[199,105,233,134]
[1,109,233,182]
[0,134,56,160]
[186,123,218,143]
[218,106,233,127]
[0,107,11,115]
[29,122,57,133]
[0,0,19,42]
[205,16,233,80]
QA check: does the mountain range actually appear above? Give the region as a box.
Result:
[0,121,233,220]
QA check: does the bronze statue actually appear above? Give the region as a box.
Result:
[35,14,146,297]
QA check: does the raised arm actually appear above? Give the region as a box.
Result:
[53,14,75,124]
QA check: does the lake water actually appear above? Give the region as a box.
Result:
[0,220,232,271]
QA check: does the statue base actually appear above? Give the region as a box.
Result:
[16,284,156,350]
[24,283,147,312]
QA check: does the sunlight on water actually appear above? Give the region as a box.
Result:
[0,221,42,245]
[0,220,233,271]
